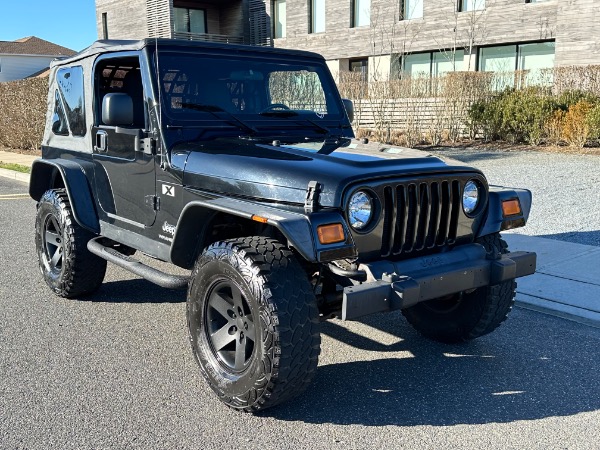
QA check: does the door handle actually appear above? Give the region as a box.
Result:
[95,130,108,153]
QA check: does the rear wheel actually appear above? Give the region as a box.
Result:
[35,189,106,298]
[402,233,516,343]
[187,236,320,412]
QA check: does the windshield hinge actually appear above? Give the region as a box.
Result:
[304,181,322,214]
[145,195,160,211]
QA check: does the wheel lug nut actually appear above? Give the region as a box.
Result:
[244,323,248,330]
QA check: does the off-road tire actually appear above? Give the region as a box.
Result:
[187,236,320,412]
[35,189,107,297]
[402,233,516,343]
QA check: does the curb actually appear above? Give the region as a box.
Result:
[0,167,29,184]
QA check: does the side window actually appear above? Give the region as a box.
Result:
[51,90,69,136]
[95,57,145,128]
[56,66,86,136]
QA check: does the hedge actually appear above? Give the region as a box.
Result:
[0,78,48,151]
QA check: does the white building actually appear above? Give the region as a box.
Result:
[0,36,75,83]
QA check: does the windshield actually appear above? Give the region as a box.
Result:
[156,53,342,123]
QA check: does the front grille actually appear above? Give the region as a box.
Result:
[380,180,462,257]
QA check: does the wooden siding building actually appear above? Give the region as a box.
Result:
[96,0,263,45]
[95,0,600,79]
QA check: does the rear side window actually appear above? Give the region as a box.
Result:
[55,66,86,136]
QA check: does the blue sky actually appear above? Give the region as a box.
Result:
[1,0,97,51]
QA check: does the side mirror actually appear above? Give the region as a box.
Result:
[102,93,133,126]
[342,98,354,124]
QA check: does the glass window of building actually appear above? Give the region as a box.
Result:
[173,7,207,34]
[403,0,423,20]
[479,45,517,72]
[350,58,369,81]
[433,50,464,76]
[311,0,326,33]
[273,0,286,38]
[519,41,555,84]
[460,0,485,12]
[479,42,555,87]
[403,53,431,77]
[353,0,371,27]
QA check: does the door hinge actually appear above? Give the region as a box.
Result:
[304,180,322,214]
[145,195,160,211]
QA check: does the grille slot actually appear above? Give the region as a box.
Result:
[381,179,462,257]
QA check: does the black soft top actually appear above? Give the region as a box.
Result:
[51,38,326,68]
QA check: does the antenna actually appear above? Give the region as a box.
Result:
[149,1,165,170]
[154,36,165,169]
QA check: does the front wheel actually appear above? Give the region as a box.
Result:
[187,236,320,412]
[35,189,107,298]
[402,233,516,343]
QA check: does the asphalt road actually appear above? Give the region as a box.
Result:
[1,176,600,449]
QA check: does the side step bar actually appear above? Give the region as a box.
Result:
[87,237,189,289]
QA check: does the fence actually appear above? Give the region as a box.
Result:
[337,66,600,146]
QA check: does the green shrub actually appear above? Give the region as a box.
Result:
[555,90,599,111]
[586,104,600,141]
[500,88,556,145]
[468,88,555,145]
[467,89,512,141]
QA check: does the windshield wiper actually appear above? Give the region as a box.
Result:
[258,110,299,118]
[258,109,331,135]
[257,109,349,154]
[180,102,258,135]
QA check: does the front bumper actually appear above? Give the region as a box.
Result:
[342,243,536,320]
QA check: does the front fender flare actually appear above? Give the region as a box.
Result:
[478,186,532,237]
[170,197,356,268]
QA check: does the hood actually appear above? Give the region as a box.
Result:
[177,138,483,207]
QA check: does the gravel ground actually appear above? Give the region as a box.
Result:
[430,147,600,247]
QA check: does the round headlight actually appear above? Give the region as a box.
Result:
[463,180,480,215]
[348,191,373,230]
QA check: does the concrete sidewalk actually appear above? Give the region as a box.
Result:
[0,149,598,326]
[504,233,600,327]
[0,150,37,184]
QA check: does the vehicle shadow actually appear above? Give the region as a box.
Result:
[264,309,600,426]
[539,230,600,247]
[85,279,186,304]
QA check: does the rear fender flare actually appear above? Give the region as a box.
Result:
[29,159,100,234]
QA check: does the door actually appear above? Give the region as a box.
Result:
[91,54,156,229]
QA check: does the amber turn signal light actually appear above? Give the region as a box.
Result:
[251,215,269,224]
[502,199,522,217]
[317,223,345,244]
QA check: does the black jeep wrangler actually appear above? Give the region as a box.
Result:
[30,39,536,412]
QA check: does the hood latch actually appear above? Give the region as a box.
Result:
[305,180,322,214]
